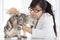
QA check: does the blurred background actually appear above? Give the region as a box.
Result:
[0,0,60,40]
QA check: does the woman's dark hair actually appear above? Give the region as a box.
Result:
[30,0,57,37]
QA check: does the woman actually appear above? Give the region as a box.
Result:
[22,0,57,40]
[8,0,57,40]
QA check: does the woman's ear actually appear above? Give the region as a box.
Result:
[42,10,45,13]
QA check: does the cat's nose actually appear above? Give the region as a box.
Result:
[31,25,33,28]
[18,27,21,30]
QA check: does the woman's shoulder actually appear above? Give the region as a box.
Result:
[42,13,53,19]
[40,13,53,23]
[43,13,52,17]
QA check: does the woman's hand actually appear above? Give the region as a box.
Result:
[22,25,26,31]
[22,25,32,34]
[12,19,17,28]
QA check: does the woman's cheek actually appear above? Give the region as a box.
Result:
[30,12,35,16]
[38,11,43,15]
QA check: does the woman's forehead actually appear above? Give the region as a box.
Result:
[33,5,42,10]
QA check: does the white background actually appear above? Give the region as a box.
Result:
[0,0,60,40]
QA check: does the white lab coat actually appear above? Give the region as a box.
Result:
[31,13,57,40]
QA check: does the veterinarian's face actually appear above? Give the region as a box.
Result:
[29,5,43,20]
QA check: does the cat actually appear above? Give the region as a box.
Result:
[4,13,37,38]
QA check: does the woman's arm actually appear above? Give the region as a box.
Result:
[22,25,32,34]
[31,14,54,38]
[22,14,54,38]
